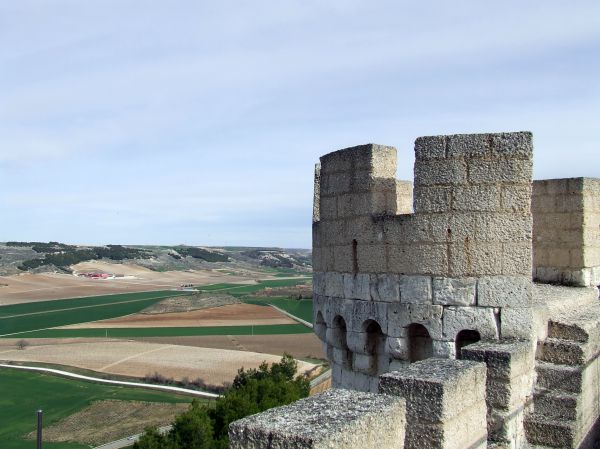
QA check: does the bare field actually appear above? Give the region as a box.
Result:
[25,400,189,445]
[0,340,317,386]
[59,303,296,329]
[0,262,263,305]
[131,334,327,360]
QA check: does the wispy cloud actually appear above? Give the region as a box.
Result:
[1,1,599,246]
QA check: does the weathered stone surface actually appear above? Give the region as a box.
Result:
[324,272,344,298]
[477,276,532,308]
[500,307,535,340]
[348,300,388,333]
[229,389,406,449]
[415,135,446,160]
[400,275,432,303]
[370,274,400,302]
[432,277,476,306]
[442,306,499,340]
[387,303,443,339]
[343,273,371,301]
[432,340,456,358]
[379,358,488,449]
[380,358,487,421]
[386,336,408,359]
[460,341,534,381]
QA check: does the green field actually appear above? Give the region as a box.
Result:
[0,367,194,449]
[0,291,188,336]
[198,278,311,296]
[243,297,313,322]
[7,323,313,339]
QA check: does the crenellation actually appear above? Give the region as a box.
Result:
[231,131,600,449]
[532,177,600,286]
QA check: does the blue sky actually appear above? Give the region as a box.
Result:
[1,1,599,248]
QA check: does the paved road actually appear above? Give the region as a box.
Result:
[0,363,220,398]
[94,425,172,449]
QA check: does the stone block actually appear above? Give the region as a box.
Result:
[475,213,532,243]
[414,159,467,186]
[379,358,487,422]
[415,135,446,160]
[449,242,503,276]
[433,277,476,306]
[477,276,532,308]
[370,274,400,302]
[468,159,532,185]
[357,244,387,273]
[346,331,368,354]
[332,347,351,366]
[442,306,499,340]
[228,389,406,449]
[403,405,488,449]
[343,273,371,300]
[488,409,526,447]
[320,246,335,272]
[333,244,354,273]
[321,172,351,196]
[390,243,449,275]
[344,216,382,245]
[320,195,337,220]
[501,243,532,276]
[432,340,456,358]
[387,303,443,339]
[446,133,490,158]
[400,275,432,303]
[312,272,325,296]
[499,307,535,340]
[490,132,533,159]
[348,300,388,333]
[386,336,409,359]
[324,272,344,298]
[485,375,532,411]
[501,184,532,213]
[370,145,398,178]
[460,341,534,381]
[413,186,452,213]
[383,214,428,244]
[321,296,351,327]
[353,353,376,375]
[452,185,502,212]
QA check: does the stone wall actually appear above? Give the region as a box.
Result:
[312,132,535,392]
[532,178,600,286]
[229,131,600,449]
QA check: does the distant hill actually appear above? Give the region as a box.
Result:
[0,242,311,276]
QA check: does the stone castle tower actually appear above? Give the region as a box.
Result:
[312,133,537,391]
[230,132,600,449]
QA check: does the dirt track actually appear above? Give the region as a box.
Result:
[60,303,296,329]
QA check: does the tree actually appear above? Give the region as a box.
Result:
[16,339,29,350]
[168,400,213,449]
[133,427,171,449]
[134,353,309,449]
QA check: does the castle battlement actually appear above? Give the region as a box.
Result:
[230,132,600,449]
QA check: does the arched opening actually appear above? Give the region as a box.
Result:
[330,315,351,367]
[455,329,481,359]
[314,311,326,341]
[408,323,433,363]
[361,319,386,375]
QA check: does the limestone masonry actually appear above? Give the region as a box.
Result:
[230,132,600,449]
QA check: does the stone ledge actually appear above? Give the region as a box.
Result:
[229,389,406,449]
